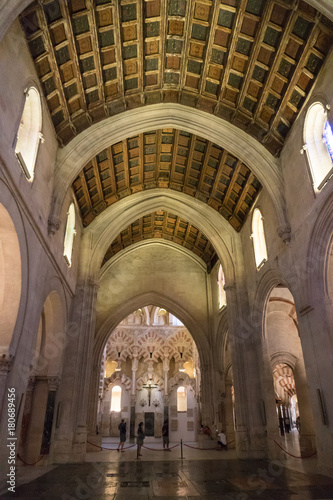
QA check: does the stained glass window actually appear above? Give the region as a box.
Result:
[304,103,333,190]
[323,119,333,163]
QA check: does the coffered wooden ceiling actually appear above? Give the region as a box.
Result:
[102,209,217,266]
[72,128,262,230]
[20,0,333,155]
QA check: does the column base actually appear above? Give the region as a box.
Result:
[226,430,236,449]
[235,429,267,459]
[299,434,316,457]
[52,427,87,464]
[86,434,102,452]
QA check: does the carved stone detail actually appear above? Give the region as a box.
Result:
[48,376,60,391]
[277,224,292,245]
[48,216,61,236]
[0,353,14,374]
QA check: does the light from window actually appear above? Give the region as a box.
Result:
[63,203,76,266]
[177,386,187,412]
[323,120,333,162]
[169,314,183,326]
[217,264,226,309]
[111,385,121,412]
[15,87,42,180]
[304,102,333,190]
[252,208,267,269]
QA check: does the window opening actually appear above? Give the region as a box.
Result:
[63,203,76,266]
[177,386,187,412]
[217,264,226,309]
[15,87,43,180]
[252,208,267,269]
[111,385,121,412]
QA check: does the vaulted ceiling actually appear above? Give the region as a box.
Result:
[102,210,217,267]
[20,0,333,155]
[72,128,262,230]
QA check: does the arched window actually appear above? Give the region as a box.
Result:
[217,264,226,309]
[110,385,121,412]
[15,86,43,180]
[63,203,76,266]
[303,102,333,190]
[252,208,267,269]
[177,386,187,412]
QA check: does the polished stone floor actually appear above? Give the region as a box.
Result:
[1,456,333,500]
[1,434,333,499]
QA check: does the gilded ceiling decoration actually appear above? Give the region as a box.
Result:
[72,128,262,230]
[102,209,217,267]
[20,0,333,155]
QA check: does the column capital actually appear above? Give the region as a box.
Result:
[163,395,170,405]
[0,353,14,374]
[27,376,36,391]
[131,357,139,371]
[130,395,136,406]
[163,357,170,372]
[277,224,291,245]
[48,376,60,391]
[48,215,61,236]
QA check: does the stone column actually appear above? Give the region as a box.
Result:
[130,395,136,439]
[22,377,49,463]
[131,357,138,395]
[295,300,333,473]
[200,364,215,426]
[224,283,267,459]
[163,357,170,395]
[294,357,316,455]
[225,380,236,449]
[53,279,99,463]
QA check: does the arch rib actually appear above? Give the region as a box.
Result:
[51,104,288,228]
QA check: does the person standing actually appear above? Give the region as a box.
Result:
[117,419,126,452]
[137,422,145,459]
[162,420,171,451]
[285,416,290,433]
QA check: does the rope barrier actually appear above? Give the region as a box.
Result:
[88,439,233,453]
[17,454,45,466]
[183,443,218,450]
[273,440,317,459]
[87,440,135,451]
[183,439,234,450]
[142,443,179,451]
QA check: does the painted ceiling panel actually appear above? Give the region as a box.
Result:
[20,0,333,155]
[71,128,262,230]
[102,210,218,267]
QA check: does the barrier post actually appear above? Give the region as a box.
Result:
[180,439,183,460]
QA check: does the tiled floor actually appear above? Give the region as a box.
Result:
[1,435,333,499]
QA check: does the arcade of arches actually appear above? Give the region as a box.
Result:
[0,0,333,487]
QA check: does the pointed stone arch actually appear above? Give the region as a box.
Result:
[79,189,237,286]
[51,104,288,230]
[95,291,211,369]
